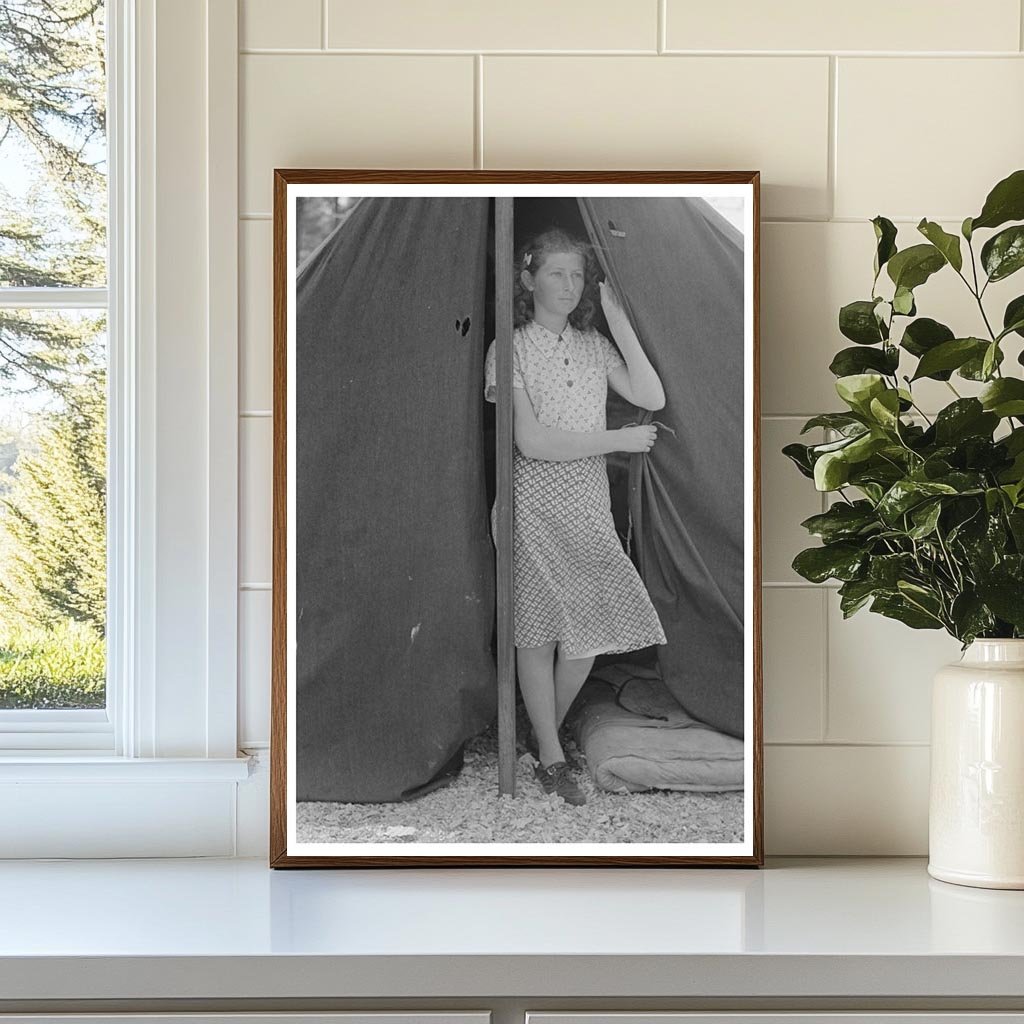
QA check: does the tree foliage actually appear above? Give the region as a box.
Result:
[0,367,105,633]
[0,1,107,647]
[786,170,1024,645]
[0,0,106,391]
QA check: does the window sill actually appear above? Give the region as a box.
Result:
[0,754,255,857]
[0,754,252,782]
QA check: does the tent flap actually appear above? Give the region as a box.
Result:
[295,197,496,802]
[578,197,746,738]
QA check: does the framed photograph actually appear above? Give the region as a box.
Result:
[270,170,762,867]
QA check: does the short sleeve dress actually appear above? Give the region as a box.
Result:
[483,319,667,659]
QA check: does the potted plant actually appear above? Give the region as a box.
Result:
[784,168,1024,889]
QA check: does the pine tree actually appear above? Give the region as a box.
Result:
[0,2,107,642]
[0,368,105,634]
[0,0,106,391]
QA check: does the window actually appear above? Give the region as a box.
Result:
[0,0,247,857]
[0,0,110,748]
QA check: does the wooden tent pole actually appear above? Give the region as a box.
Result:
[495,197,516,797]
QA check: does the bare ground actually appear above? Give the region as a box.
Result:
[296,713,744,845]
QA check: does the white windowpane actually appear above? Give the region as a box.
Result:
[0,308,106,710]
[0,0,107,289]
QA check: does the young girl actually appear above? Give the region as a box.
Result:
[483,228,668,807]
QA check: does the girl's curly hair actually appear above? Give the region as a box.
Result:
[512,228,601,331]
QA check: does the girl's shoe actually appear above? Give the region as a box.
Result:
[533,760,587,806]
[524,727,583,768]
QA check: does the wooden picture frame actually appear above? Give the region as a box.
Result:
[271,170,762,867]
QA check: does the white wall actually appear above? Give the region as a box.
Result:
[234,0,1024,855]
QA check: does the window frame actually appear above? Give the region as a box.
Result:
[0,0,247,855]
[0,8,117,750]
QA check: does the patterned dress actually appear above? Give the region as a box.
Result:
[484,319,667,659]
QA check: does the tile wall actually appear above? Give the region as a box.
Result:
[237,0,1024,852]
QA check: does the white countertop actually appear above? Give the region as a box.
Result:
[2,856,1024,1001]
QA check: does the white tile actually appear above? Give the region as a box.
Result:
[765,744,929,854]
[762,221,1024,416]
[836,58,1024,220]
[328,0,657,50]
[666,0,1020,52]
[240,55,475,214]
[240,220,272,412]
[241,0,321,49]
[762,587,824,743]
[827,598,962,744]
[240,417,273,586]
[483,56,830,220]
[761,417,825,584]
[239,589,272,746]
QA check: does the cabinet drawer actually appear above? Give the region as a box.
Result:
[528,1016,1024,1024]
[0,1016,490,1024]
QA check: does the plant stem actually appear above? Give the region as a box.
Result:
[935,528,965,592]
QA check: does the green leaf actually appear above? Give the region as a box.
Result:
[976,578,1024,629]
[856,481,885,504]
[1000,455,1024,486]
[849,458,907,489]
[953,506,1008,575]
[887,243,946,291]
[814,450,851,491]
[985,487,1009,514]
[829,345,899,378]
[843,431,888,463]
[872,215,898,278]
[1003,295,1024,340]
[1006,427,1024,457]
[933,398,999,445]
[792,542,866,583]
[959,344,1004,381]
[917,219,963,272]
[981,225,1024,283]
[809,433,866,456]
[782,442,815,479]
[800,500,879,543]
[962,216,974,241]
[838,578,883,618]
[971,168,1024,232]
[839,299,887,345]
[950,592,995,643]
[877,479,958,524]
[932,470,987,494]
[868,552,915,587]
[1008,508,1024,547]
[900,317,955,364]
[980,378,1024,418]
[871,594,943,630]
[868,389,902,430]
[908,500,943,539]
[800,413,867,435]
[982,341,1000,381]
[835,373,886,413]
[911,338,988,381]
[892,286,916,316]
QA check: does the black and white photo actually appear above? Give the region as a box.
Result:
[271,172,762,867]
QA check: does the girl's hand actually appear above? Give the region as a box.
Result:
[615,424,658,453]
[598,279,627,324]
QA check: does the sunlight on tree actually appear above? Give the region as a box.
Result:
[0,1,107,709]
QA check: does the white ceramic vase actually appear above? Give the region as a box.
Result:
[928,638,1024,889]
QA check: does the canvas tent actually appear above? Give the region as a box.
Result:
[295,195,745,804]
